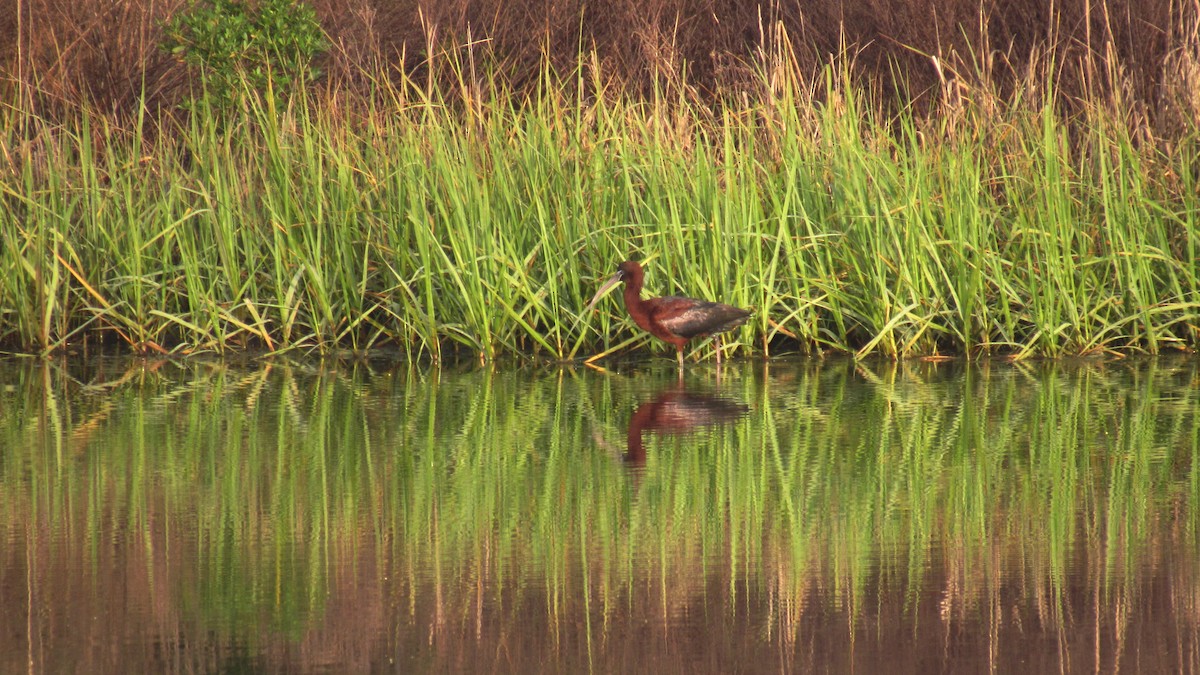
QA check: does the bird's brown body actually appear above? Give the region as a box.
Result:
[588,260,751,367]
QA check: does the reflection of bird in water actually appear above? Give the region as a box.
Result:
[624,389,750,468]
[587,260,751,368]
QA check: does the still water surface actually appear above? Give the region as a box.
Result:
[2,357,1199,673]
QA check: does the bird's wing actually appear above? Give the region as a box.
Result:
[650,297,751,339]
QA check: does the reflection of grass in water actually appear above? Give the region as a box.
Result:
[1,358,1199,640]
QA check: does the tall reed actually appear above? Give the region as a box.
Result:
[1,49,1197,359]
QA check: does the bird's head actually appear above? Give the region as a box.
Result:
[587,260,644,309]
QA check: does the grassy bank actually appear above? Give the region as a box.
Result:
[2,49,1199,359]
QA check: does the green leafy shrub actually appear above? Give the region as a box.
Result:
[162,0,327,111]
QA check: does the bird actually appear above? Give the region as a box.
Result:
[587,260,751,368]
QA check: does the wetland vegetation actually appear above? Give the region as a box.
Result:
[5,6,1199,671]
[2,0,1198,360]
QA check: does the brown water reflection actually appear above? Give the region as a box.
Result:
[2,357,1199,673]
[8,516,1199,673]
[623,387,749,467]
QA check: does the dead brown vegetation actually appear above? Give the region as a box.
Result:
[1,0,1198,130]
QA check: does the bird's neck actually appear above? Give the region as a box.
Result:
[622,281,643,308]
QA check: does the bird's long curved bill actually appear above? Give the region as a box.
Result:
[586,273,624,310]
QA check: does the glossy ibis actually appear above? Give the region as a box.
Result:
[587,260,751,367]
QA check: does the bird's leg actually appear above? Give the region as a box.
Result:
[676,347,685,370]
[715,337,723,365]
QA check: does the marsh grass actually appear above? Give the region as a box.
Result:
[1,44,1199,359]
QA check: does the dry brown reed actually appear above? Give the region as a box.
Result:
[3,0,1197,135]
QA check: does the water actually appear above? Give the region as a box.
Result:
[2,356,1199,673]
